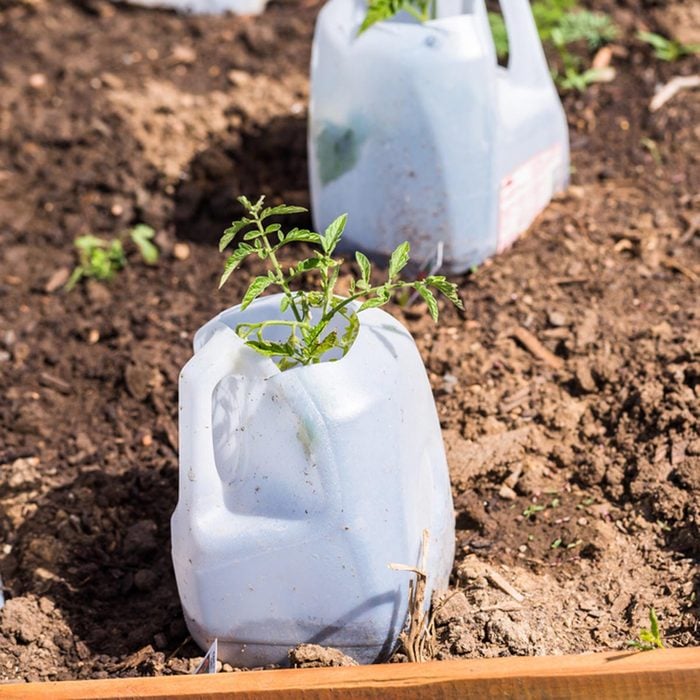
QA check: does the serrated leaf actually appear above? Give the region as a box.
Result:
[377,285,392,302]
[294,257,324,273]
[313,331,338,359]
[244,339,292,358]
[322,213,347,255]
[279,295,290,312]
[355,251,371,284]
[416,285,439,321]
[219,244,254,288]
[388,241,410,280]
[243,227,268,241]
[358,296,387,312]
[241,275,274,309]
[305,291,325,307]
[339,311,360,355]
[300,324,315,346]
[260,204,308,219]
[237,195,254,211]
[219,219,251,251]
[284,228,323,245]
[265,223,282,234]
[425,275,463,308]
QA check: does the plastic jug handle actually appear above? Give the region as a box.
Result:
[178,322,244,509]
[500,0,552,86]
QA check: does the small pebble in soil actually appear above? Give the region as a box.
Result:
[547,311,567,327]
[173,243,190,261]
[28,73,47,89]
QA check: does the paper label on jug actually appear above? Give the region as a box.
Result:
[497,144,563,253]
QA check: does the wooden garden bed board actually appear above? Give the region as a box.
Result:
[1,648,699,699]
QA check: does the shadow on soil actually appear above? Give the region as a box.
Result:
[173,114,311,246]
[9,464,188,660]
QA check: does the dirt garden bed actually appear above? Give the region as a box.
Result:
[0,0,698,683]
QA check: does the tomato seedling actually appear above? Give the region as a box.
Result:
[218,195,463,370]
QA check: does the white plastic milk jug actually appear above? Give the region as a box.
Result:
[309,0,570,273]
[111,0,267,14]
[171,294,455,667]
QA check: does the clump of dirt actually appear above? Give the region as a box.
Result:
[0,0,698,684]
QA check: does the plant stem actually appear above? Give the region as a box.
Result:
[254,215,303,323]
[306,280,418,347]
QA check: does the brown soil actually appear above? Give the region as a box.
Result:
[0,0,698,683]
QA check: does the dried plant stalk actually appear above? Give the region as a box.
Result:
[389,530,437,663]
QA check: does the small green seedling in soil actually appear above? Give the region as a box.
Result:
[637,31,700,62]
[628,608,665,651]
[576,496,596,510]
[218,195,463,370]
[523,503,546,520]
[66,224,158,290]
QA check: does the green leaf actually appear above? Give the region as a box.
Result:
[388,241,410,280]
[355,251,371,285]
[425,275,463,309]
[377,284,392,302]
[129,224,159,265]
[339,310,360,355]
[313,331,338,359]
[322,213,347,255]
[358,296,387,312]
[241,275,274,309]
[237,195,254,211]
[75,234,108,251]
[649,609,660,641]
[283,228,323,245]
[295,257,324,273]
[637,31,668,51]
[416,285,439,321]
[243,227,268,241]
[304,291,325,308]
[299,324,315,346]
[219,244,254,288]
[244,339,293,358]
[260,204,308,219]
[219,219,252,251]
[359,0,430,35]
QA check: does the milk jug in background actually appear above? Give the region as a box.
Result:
[309,0,570,273]
[172,294,455,666]
[111,0,267,14]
